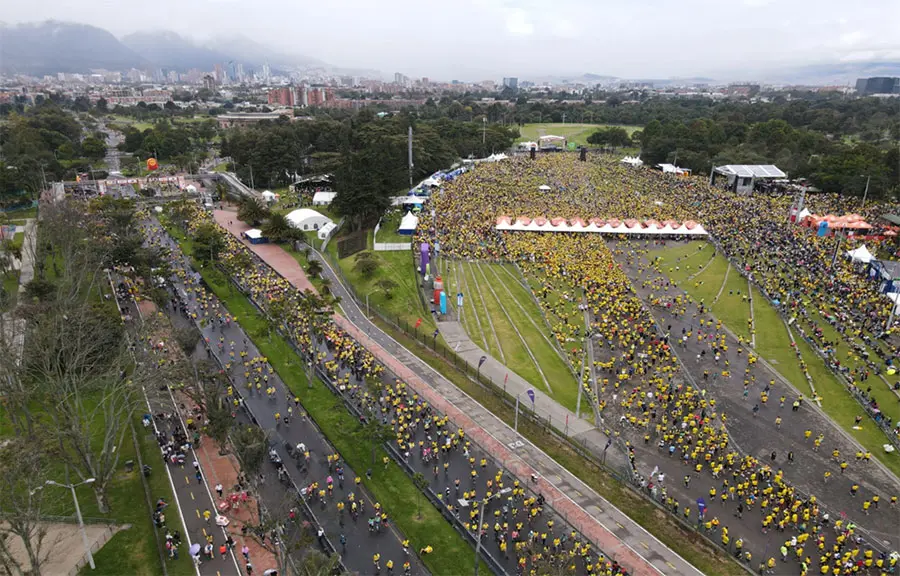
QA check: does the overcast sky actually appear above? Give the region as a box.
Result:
[4,0,899,80]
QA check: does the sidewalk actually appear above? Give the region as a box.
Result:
[210,213,701,576]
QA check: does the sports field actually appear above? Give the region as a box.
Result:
[438,259,580,411]
[516,123,642,147]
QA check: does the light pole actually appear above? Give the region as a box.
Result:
[41,478,97,569]
[473,487,511,576]
[482,116,487,146]
[861,174,871,209]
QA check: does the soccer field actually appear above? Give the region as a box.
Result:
[516,123,642,147]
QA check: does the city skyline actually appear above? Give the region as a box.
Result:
[2,0,899,80]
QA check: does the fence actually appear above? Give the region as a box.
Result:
[373,219,412,251]
[318,244,766,572]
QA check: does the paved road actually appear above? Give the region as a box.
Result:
[206,209,699,576]
[145,220,426,576]
[111,278,241,576]
[166,213,663,576]
[608,239,900,559]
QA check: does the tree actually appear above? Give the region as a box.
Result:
[306,258,323,279]
[375,278,398,300]
[361,418,393,467]
[95,97,108,112]
[237,197,269,226]
[193,221,225,263]
[412,472,428,520]
[298,550,340,576]
[0,438,61,576]
[81,136,108,160]
[353,251,379,278]
[261,212,296,244]
[231,424,269,487]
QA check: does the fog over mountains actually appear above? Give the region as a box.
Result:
[0,20,897,86]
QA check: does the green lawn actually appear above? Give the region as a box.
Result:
[480,262,579,410]
[333,242,435,334]
[516,123,642,147]
[376,210,413,245]
[458,260,502,359]
[711,263,752,341]
[168,232,485,575]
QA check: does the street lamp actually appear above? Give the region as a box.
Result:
[473,487,512,576]
[861,174,871,209]
[44,478,97,570]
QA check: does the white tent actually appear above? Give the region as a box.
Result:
[538,185,551,191]
[245,229,263,240]
[887,292,900,314]
[621,156,643,167]
[317,221,337,240]
[847,244,875,264]
[402,196,426,205]
[398,212,419,235]
[517,141,538,150]
[185,184,198,193]
[312,191,337,206]
[261,190,276,202]
[285,208,333,231]
[797,207,811,220]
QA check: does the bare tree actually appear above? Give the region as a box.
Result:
[0,438,62,576]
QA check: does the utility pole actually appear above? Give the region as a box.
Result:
[861,174,871,209]
[408,125,413,188]
[482,117,487,146]
[249,164,255,191]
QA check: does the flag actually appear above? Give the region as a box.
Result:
[432,329,439,337]
[415,318,422,328]
[504,373,509,384]
[478,355,487,368]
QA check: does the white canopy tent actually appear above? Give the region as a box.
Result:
[261,190,276,202]
[285,208,333,231]
[398,212,419,235]
[621,156,643,167]
[496,216,708,236]
[517,141,538,150]
[312,191,337,206]
[245,229,263,240]
[847,244,875,264]
[797,207,811,220]
[538,185,552,192]
[185,184,198,193]
[317,221,337,240]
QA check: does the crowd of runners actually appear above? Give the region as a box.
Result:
[418,154,900,575]
[147,204,632,575]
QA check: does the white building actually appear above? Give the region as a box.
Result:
[285,208,333,232]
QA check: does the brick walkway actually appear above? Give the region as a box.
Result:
[180,403,278,574]
[213,210,318,294]
[210,219,692,576]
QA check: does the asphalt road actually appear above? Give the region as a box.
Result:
[112,277,241,576]
[607,238,900,561]
[148,217,622,576]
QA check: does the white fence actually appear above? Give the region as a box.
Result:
[373,218,411,251]
[374,242,412,251]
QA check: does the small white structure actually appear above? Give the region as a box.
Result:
[261,190,276,202]
[539,135,566,148]
[285,208,333,232]
[621,156,643,167]
[847,244,875,264]
[517,141,538,151]
[711,164,786,194]
[538,185,552,192]
[317,221,337,240]
[657,163,691,176]
[185,184,198,193]
[797,207,811,221]
[398,212,419,236]
[312,191,337,206]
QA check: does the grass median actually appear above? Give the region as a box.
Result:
[169,231,486,575]
[369,316,746,576]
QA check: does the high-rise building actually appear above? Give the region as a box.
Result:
[502,77,519,90]
[262,63,271,84]
[855,77,899,96]
[236,63,245,82]
[267,86,295,107]
[214,64,224,85]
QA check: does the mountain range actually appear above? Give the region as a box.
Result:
[0,20,322,76]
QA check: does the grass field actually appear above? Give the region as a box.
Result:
[516,123,642,147]
[326,235,435,334]
[375,210,412,245]
[439,258,579,411]
[654,242,900,477]
[167,225,485,575]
